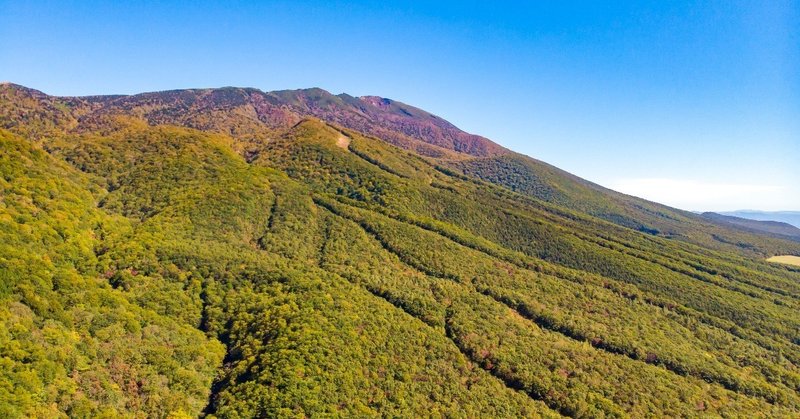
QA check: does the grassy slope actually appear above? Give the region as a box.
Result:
[768,256,800,267]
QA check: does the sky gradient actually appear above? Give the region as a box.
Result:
[1,1,797,211]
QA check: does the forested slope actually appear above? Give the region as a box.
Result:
[702,212,800,241]
[2,83,800,417]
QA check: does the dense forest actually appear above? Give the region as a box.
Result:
[2,83,800,417]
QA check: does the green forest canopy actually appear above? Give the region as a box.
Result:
[2,84,800,417]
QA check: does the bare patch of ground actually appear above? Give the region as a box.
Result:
[336,135,350,150]
[766,255,800,267]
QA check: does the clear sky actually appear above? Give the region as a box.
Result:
[1,1,798,211]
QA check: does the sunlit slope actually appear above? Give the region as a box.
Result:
[3,83,800,416]
[3,82,797,258]
[768,256,800,267]
[0,130,224,417]
[246,119,800,415]
[446,152,800,256]
[1,123,556,417]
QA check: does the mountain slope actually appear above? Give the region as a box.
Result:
[267,88,508,157]
[0,129,225,417]
[2,83,800,417]
[441,152,800,257]
[4,82,793,258]
[702,212,800,241]
[720,211,800,229]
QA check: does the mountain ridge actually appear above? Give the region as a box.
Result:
[4,83,505,159]
[3,82,799,259]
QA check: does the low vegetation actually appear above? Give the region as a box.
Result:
[2,84,800,417]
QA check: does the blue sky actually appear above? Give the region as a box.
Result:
[1,1,798,211]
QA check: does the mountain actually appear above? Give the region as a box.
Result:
[268,88,509,158]
[719,211,800,229]
[4,82,792,257]
[702,212,800,241]
[2,83,800,417]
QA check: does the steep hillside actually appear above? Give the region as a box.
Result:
[0,129,225,417]
[442,152,800,257]
[3,82,794,258]
[267,88,507,157]
[2,83,800,417]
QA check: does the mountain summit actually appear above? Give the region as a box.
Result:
[2,83,800,417]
